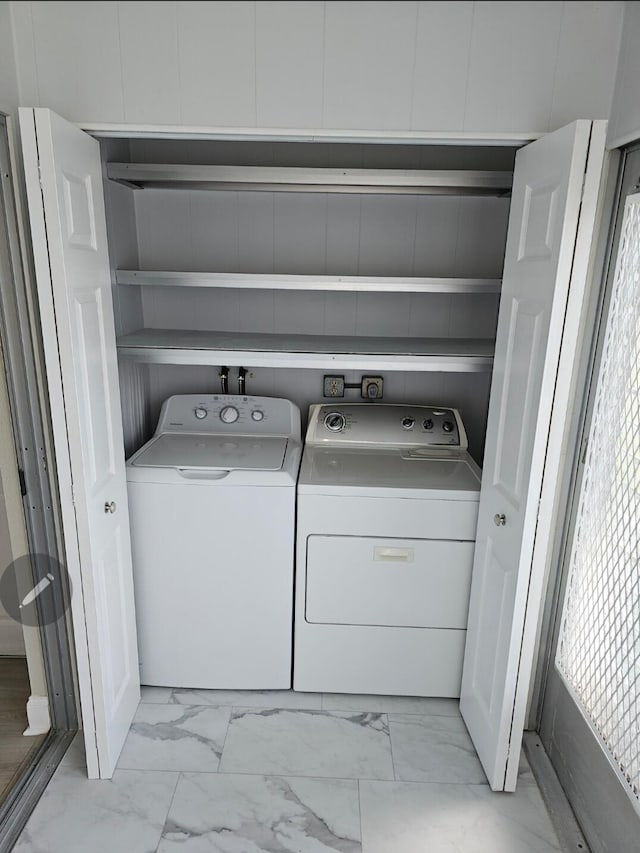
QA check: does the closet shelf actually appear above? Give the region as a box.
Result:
[116,329,495,372]
[115,270,502,294]
[106,163,513,196]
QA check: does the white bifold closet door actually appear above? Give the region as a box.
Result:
[17,107,605,783]
[461,120,607,791]
[19,108,140,779]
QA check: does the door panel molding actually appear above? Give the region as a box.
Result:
[461,120,608,791]
[19,107,140,778]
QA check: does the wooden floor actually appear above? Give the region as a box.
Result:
[0,658,45,804]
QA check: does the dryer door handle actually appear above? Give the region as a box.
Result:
[373,546,414,563]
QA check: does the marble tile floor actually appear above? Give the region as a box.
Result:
[14,689,561,853]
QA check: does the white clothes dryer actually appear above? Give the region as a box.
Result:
[127,394,301,689]
[294,403,481,697]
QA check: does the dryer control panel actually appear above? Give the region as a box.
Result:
[155,395,301,440]
[306,403,467,448]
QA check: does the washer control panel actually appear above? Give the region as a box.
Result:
[154,394,301,440]
[308,404,466,448]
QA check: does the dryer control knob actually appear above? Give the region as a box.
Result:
[324,412,346,432]
[401,416,415,430]
[194,407,208,420]
[442,420,454,432]
[251,409,264,422]
[423,418,434,430]
[220,405,240,424]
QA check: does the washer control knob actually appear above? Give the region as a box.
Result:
[401,416,415,430]
[251,409,264,422]
[194,407,208,420]
[442,420,454,432]
[423,418,434,431]
[324,412,346,432]
[220,405,240,424]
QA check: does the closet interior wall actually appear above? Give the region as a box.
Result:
[100,137,517,464]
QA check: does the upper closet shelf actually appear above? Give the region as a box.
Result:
[115,270,502,294]
[106,163,513,196]
[116,329,494,372]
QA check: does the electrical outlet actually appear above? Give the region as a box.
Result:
[323,375,345,397]
[361,376,383,399]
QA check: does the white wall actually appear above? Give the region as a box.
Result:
[608,1,640,147]
[0,476,25,654]
[0,13,25,655]
[9,1,624,134]
[0,341,48,715]
[0,2,19,113]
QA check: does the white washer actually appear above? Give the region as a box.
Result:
[127,394,301,689]
[294,403,481,697]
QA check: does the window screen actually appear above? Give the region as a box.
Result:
[557,191,640,805]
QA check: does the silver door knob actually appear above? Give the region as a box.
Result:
[494,513,506,526]
[104,501,117,514]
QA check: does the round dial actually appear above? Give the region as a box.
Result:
[401,416,415,430]
[423,418,434,430]
[194,407,208,420]
[442,420,454,433]
[220,405,240,424]
[324,412,346,432]
[251,410,264,422]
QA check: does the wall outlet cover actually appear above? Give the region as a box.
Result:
[323,375,345,397]
[361,376,384,398]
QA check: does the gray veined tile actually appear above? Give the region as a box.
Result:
[118,703,230,772]
[517,750,537,786]
[13,767,178,853]
[359,780,562,853]
[388,713,486,783]
[219,708,394,780]
[58,731,86,770]
[171,688,322,710]
[157,772,361,852]
[322,693,460,716]
[141,685,174,703]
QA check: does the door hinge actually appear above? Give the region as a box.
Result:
[17,468,27,497]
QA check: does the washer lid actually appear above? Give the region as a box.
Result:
[299,447,481,496]
[129,434,288,471]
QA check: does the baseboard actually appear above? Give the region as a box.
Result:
[23,695,50,736]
